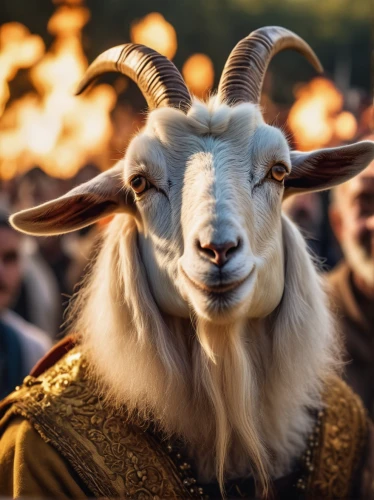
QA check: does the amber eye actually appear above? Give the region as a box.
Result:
[130,175,149,195]
[268,164,288,183]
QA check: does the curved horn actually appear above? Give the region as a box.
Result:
[76,44,192,113]
[218,26,323,106]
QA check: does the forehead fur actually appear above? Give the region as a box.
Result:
[146,98,264,144]
[124,99,290,181]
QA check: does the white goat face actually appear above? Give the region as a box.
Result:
[127,102,288,322]
[10,99,374,325]
[10,27,374,326]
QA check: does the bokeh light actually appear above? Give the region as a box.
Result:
[288,77,358,150]
[334,111,357,141]
[182,53,214,99]
[130,12,177,60]
[0,5,116,180]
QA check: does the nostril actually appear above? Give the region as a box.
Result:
[225,238,240,255]
[197,240,217,260]
[197,238,241,266]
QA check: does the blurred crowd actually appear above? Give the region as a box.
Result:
[0,165,100,398]
[0,153,373,417]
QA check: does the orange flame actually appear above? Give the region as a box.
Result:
[0,5,117,180]
[130,13,177,60]
[288,77,357,150]
[182,53,214,98]
[334,111,357,141]
[0,23,45,115]
[48,5,90,35]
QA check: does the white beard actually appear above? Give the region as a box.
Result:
[73,215,339,497]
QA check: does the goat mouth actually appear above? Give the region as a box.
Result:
[181,267,253,295]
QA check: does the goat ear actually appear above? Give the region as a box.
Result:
[284,141,374,199]
[10,163,135,235]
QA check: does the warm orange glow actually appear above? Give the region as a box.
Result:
[48,5,90,36]
[182,53,214,98]
[31,37,87,95]
[53,0,84,4]
[359,105,374,132]
[334,111,357,141]
[130,13,177,60]
[0,5,117,180]
[288,78,346,150]
[0,23,45,114]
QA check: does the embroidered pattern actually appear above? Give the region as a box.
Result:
[306,376,367,498]
[1,349,189,498]
[0,349,368,498]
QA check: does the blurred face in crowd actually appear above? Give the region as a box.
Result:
[330,161,374,289]
[0,226,22,312]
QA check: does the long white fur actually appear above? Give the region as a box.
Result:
[69,99,339,495]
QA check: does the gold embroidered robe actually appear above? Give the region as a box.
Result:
[0,346,373,499]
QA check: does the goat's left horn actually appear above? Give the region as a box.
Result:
[218,26,323,106]
[76,44,192,113]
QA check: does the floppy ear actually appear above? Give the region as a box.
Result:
[284,141,374,199]
[10,163,135,235]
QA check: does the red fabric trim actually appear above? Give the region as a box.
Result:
[30,335,77,378]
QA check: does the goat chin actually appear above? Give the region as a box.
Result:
[68,213,340,495]
[179,268,258,325]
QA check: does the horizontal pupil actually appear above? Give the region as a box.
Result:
[273,166,285,178]
[132,177,144,188]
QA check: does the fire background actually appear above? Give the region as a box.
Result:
[0,0,372,335]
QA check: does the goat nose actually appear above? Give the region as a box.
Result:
[197,239,240,267]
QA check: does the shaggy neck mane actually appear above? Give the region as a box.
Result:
[70,214,339,494]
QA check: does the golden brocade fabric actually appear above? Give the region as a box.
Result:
[0,349,189,498]
[306,376,367,498]
[0,347,368,498]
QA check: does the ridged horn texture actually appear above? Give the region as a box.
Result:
[218,26,323,106]
[76,44,192,113]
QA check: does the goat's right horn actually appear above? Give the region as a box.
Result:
[218,26,323,106]
[76,44,192,113]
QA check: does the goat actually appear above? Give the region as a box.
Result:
[10,26,374,496]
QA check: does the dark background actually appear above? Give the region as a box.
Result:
[1,0,372,105]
